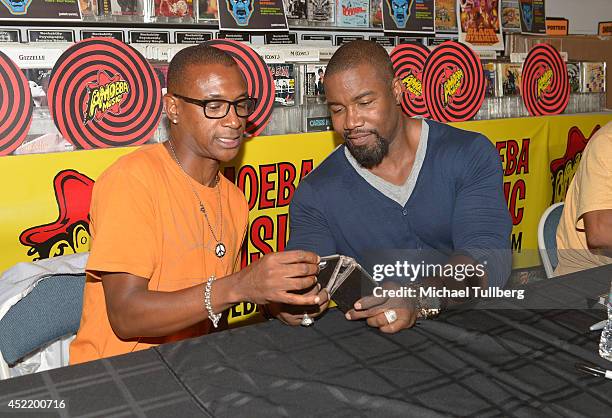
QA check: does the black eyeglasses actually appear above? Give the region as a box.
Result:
[172,93,257,119]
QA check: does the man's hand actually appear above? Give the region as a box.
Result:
[345,282,418,334]
[237,250,322,306]
[266,285,330,326]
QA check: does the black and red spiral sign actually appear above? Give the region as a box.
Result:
[207,39,275,137]
[390,42,430,118]
[422,41,485,123]
[0,51,33,155]
[48,37,162,149]
[521,43,569,116]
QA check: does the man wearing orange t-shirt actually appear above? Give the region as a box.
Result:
[70,45,328,364]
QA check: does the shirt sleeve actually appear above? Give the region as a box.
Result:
[86,167,157,280]
[575,134,612,228]
[286,179,337,256]
[452,135,513,288]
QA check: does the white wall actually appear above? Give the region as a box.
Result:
[546,0,612,34]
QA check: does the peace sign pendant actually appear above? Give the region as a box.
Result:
[215,242,226,258]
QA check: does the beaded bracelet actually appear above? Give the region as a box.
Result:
[204,275,222,328]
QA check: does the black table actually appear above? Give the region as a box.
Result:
[1,265,611,417]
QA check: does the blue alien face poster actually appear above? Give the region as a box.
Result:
[382,0,434,34]
[218,0,288,31]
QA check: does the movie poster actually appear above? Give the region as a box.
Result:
[337,0,369,27]
[501,0,520,32]
[519,0,545,34]
[307,0,335,23]
[153,0,194,19]
[382,0,434,34]
[219,0,288,31]
[435,0,458,33]
[304,64,327,96]
[0,0,81,19]
[457,0,504,50]
[268,64,296,106]
[283,0,307,19]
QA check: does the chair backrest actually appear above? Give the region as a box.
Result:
[538,203,565,278]
[0,273,85,366]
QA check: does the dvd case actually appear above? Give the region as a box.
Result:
[370,0,382,28]
[197,0,219,21]
[307,0,335,23]
[566,62,581,94]
[497,62,522,96]
[483,62,498,97]
[337,0,369,27]
[304,64,327,97]
[581,62,606,93]
[80,0,99,18]
[284,0,308,20]
[152,0,194,21]
[269,64,296,107]
[22,68,52,108]
[109,0,145,18]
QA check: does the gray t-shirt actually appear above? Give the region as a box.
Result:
[344,119,429,207]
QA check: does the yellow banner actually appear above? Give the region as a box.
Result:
[2,114,611,323]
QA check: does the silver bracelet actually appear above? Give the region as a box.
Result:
[204,275,222,328]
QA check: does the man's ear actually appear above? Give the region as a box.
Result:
[163,94,179,123]
[392,76,404,105]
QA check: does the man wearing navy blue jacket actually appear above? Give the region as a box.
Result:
[270,40,512,332]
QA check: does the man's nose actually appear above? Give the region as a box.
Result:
[344,107,364,131]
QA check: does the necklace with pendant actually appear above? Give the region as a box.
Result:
[167,139,226,258]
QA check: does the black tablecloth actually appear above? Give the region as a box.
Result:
[1,265,612,417]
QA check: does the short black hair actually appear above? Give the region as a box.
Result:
[167,44,238,93]
[325,40,394,86]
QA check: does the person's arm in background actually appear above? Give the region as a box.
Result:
[584,210,612,257]
[576,127,612,258]
[266,179,336,325]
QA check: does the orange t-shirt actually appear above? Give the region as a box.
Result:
[70,143,248,364]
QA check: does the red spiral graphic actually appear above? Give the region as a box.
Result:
[0,51,33,155]
[423,41,485,122]
[390,42,430,118]
[521,43,569,116]
[48,37,162,149]
[207,39,275,137]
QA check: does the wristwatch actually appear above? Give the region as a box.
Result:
[414,294,442,320]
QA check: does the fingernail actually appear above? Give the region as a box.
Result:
[345,312,351,320]
[354,302,361,310]
[317,283,321,291]
[314,296,320,304]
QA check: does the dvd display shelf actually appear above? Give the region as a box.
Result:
[14,91,607,156]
